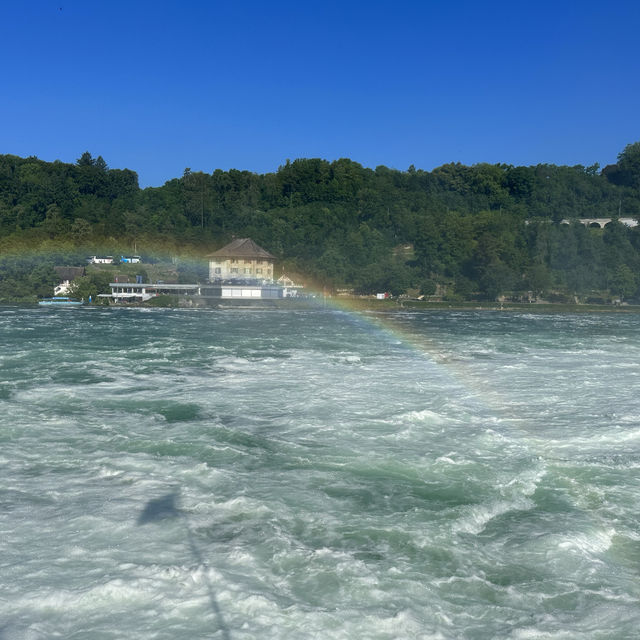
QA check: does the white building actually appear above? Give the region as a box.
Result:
[87,256,114,264]
[100,281,285,304]
[277,274,304,297]
[207,238,275,281]
[53,266,86,295]
[100,282,201,303]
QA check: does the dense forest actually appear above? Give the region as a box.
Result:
[1,143,640,302]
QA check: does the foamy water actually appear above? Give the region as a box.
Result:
[2,307,640,639]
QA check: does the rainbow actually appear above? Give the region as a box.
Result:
[0,243,535,425]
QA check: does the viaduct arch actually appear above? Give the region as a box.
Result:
[560,217,638,229]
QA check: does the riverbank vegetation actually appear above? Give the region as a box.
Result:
[1,143,640,303]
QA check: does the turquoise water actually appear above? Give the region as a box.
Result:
[2,307,640,639]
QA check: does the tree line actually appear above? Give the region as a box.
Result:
[1,143,640,302]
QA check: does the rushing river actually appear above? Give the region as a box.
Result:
[2,306,640,639]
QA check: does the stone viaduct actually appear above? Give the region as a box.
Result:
[560,217,638,228]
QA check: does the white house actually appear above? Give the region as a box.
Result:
[277,273,304,297]
[53,266,86,295]
[87,256,114,264]
[207,238,275,281]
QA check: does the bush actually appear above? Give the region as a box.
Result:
[546,292,573,304]
[146,294,179,307]
[420,279,437,296]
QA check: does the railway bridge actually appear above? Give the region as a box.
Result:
[560,217,638,228]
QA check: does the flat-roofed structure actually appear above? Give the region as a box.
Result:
[87,256,114,264]
[200,283,284,300]
[100,281,286,304]
[207,238,275,281]
[100,283,201,303]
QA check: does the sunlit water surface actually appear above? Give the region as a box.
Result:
[2,307,640,639]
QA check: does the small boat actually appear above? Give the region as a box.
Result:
[38,296,84,307]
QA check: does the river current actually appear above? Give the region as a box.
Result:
[2,306,640,639]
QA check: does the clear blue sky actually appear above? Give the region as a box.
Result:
[2,0,639,187]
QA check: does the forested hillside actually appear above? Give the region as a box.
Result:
[1,144,640,302]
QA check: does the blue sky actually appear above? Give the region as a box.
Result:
[2,0,639,187]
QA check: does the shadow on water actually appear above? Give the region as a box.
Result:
[137,491,231,640]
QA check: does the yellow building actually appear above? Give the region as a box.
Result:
[207,238,275,281]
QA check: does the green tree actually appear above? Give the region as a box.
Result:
[453,275,476,298]
[70,218,92,244]
[478,260,517,300]
[76,151,95,167]
[28,264,59,297]
[610,264,637,299]
[182,168,210,228]
[42,204,66,237]
[420,279,437,296]
[0,201,17,233]
[68,271,112,301]
[525,263,552,299]
[505,166,534,200]
[315,247,347,284]
[616,142,640,190]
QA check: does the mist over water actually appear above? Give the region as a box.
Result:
[2,307,640,639]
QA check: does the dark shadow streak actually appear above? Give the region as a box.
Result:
[137,491,231,640]
[137,493,181,525]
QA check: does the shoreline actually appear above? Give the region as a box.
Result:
[330,298,640,313]
[6,297,640,314]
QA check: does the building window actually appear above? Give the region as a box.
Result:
[256,268,262,274]
[231,259,238,263]
[214,267,221,274]
[244,268,251,274]
[230,268,238,274]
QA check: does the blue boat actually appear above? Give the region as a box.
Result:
[38,296,84,307]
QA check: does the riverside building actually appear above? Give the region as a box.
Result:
[207,238,275,281]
